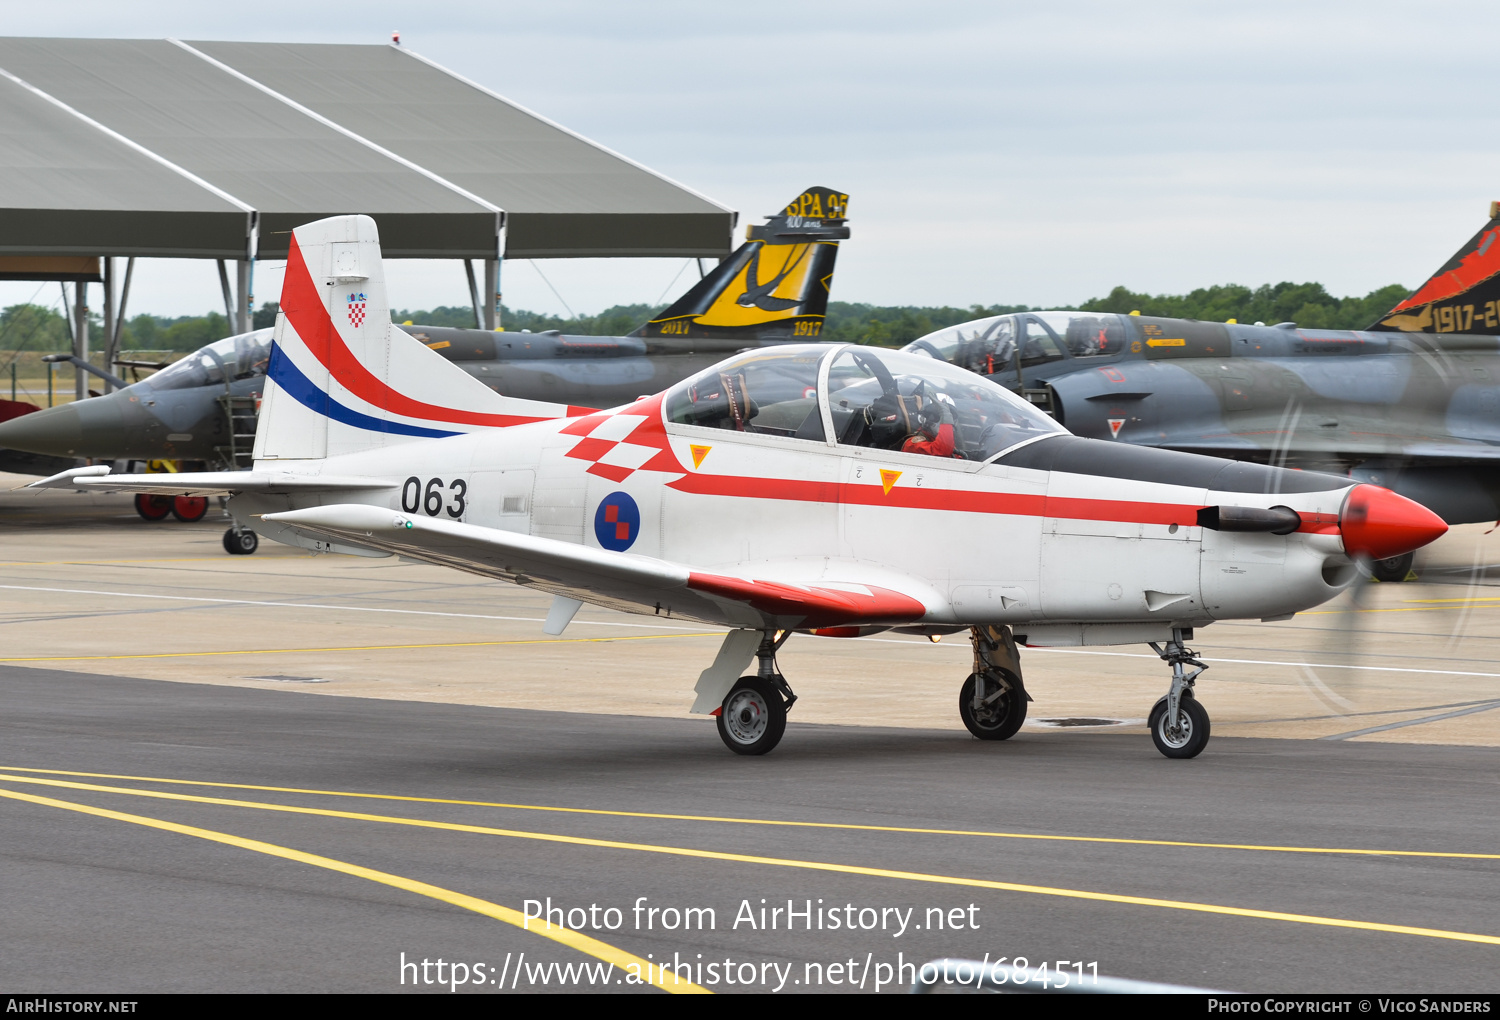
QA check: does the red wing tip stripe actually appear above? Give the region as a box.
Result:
[688,572,926,625]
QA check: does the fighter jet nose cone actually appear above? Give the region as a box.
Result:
[1340,483,1448,560]
[0,403,83,457]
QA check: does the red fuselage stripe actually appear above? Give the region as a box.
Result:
[281,237,554,429]
[667,469,1342,532]
[669,471,1206,525]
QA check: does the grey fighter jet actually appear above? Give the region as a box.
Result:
[0,187,849,551]
[904,206,1500,580]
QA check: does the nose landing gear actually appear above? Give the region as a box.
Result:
[716,631,797,756]
[1147,628,1211,759]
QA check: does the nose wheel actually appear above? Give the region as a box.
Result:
[1149,692,1209,758]
[1147,629,1211,759]
[1370,552,1415,583]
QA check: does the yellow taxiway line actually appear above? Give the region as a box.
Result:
[0,771,1494,948]
[1,765,1492,862]
[0,784,708,994]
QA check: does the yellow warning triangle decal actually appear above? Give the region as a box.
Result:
[690,444,711,469]
[880,469,901,494]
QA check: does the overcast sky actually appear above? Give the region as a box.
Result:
[4,1,1500,323]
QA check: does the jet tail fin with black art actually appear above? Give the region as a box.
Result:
[1371,201,1500,334]
[634,186,849,342]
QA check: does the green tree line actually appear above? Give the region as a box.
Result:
[1078,282,1410,331]
[0,304,233,354]
[0,281,1413,360]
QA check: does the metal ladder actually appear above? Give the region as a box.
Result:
[214,394,258,470]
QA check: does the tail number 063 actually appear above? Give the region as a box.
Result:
[401,476,467,519]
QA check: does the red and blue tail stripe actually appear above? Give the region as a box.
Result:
[275,234,574,435]
[267,343,460,439]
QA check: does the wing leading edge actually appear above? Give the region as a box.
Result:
[263,504,934,631]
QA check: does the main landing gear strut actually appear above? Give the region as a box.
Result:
[1147,628,1211,759]
[716,631,798,756]
[960,625,1030,740]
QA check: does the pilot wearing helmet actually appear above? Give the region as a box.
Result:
[867,387,956,457]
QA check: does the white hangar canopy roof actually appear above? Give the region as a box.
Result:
[0,37,734,261]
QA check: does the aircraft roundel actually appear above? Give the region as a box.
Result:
[594,491,641,552]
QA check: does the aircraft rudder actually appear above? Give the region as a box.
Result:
[1370,202,1500,334]
[636,186,849,342]
[255,214,575,464]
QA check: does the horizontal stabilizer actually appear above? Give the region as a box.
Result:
[26,466,397,497]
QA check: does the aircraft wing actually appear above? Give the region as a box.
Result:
[263,503,936,631]
[22,466,397,496]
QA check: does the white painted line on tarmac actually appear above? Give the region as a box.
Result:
[0,584,705,633]
[846,636,1500,679]
[1321,698,1500,740]
[1028,646,1500,679]
[14,583,1500,680]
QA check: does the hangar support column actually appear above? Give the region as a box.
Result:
[72,281,88,401]
[101,259,115,393]
[237,214,257,335]
[235,260,250,334]
[111,258,134,377]
[483,258,499,331]
[484,212,506,331]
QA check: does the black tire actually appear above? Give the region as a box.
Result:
[171,495,209,523]
[1148,693,1210,759]
[716,677,787,756]
[223,528,258,555]
[1371,552,1414,583]
[959,671,1027,740]
[134,493,172,521]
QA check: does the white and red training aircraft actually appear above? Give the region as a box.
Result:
[32,215,1449,759]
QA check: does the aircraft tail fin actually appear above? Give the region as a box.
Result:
[634,186,848,342]
[254,215,583,462]
[1370,201,1500,334]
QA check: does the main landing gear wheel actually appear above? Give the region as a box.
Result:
[134,494,171,521]
[1148,693,1210,759]
[223,528,258,555]
[717,676,788,756]
[959,670,1027,740]
[170,495,209,522]
[1370,551,1415,583]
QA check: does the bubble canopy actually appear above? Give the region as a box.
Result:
[663,343,1065,461]
[145,328,273,392]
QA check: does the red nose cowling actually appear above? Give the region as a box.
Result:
[1340,484,1448,560]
